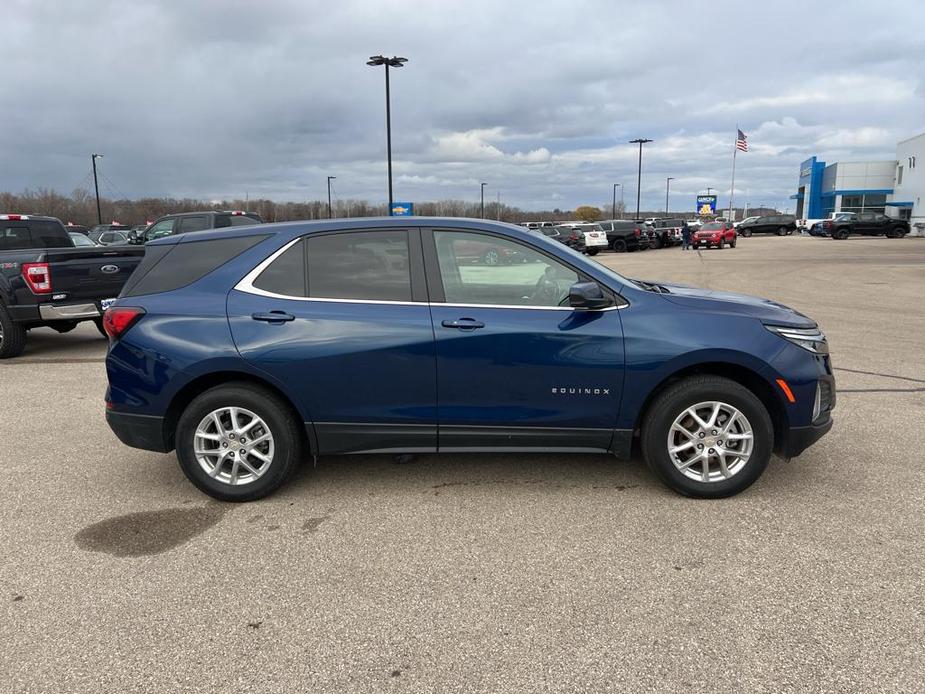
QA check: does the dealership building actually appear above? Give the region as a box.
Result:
[793,131,925,233]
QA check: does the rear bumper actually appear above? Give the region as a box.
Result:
[39,303,100,321]
[781,416,833,459]
[106,410,172,453]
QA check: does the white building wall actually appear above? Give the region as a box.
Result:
[832,161,896,191]
[890,132,925,234]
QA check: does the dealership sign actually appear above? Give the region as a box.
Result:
[390,202,413,216]
[696,195,717,216]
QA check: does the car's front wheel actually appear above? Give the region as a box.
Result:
[175,384,303,501]
[641,376,773,498]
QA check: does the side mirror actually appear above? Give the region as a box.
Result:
[568,281,612,310]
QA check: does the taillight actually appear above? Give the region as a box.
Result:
[102,306,145,340]
[22,262,52,294]
[822,220,832,229]
[634,228,640,237]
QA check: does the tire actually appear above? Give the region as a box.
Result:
[0,305,27,359]
[742,229,752,238]
[586,248,599,256]
[640,375,774,498]
[718,239,725,250]
[730,237,737,248]
[777,226,787,236]
[887,226,905,239]
[651,235,663,249]
[833,228,849,240]
[482,248,500,266]
[175,384,303,502]
[93,318,108,338]
[612,239,627,253]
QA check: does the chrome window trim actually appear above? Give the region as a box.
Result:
[234,237,627,311]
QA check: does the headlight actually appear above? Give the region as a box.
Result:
[765,325,829,354]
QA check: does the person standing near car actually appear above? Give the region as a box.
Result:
[681,222,692,250]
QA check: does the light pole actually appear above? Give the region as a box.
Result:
[327,176,336,218]
[665,177,675,214]
[480,182,487,219]
[91,153,103,225]
[366,55,408,213]
[612,183,622,220]
[629,138,652,220]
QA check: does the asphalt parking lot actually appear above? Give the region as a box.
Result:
[2,235,923,693]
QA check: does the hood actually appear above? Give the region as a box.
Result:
[647,281,816,328]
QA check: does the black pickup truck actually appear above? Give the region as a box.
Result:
[828,212,910,240]
[0,214,145,358]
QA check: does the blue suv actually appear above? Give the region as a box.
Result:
[104,218,834,501]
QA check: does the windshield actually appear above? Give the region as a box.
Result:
[701,222,724,230]
[69,232,96,247]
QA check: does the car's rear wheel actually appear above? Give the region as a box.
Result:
[651,235,663,249]
[887,226,905,238]
[833,228,849,240]
[730,237,737,248]
[641,376,773,498]
[612,239,627,253]
[175,384,303,502]
[586,248,599,256]
[0,306,27,359]
[718,239,725,249]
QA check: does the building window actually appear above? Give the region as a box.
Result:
[897,166,904,185]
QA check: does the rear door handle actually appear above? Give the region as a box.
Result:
[441,318,485,330]
[251,311,295,323]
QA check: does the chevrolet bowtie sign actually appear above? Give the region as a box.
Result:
[390,202,413,216]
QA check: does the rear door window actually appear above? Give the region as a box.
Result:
[177,216,210,233]
[252,240,307,297]
[306,230,412,302]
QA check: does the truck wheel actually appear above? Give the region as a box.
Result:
[887,226,905,238]
[611,239,627,253]
[175,384,303,502]
[651,236,663,249]
[586,248,599,256]
[641,375,773,498]
[833,229,849,240]
[0,305,28,359]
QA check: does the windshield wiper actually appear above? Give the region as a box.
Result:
[631,278,670,294]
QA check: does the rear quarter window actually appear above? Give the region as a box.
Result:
[121,235,269,297]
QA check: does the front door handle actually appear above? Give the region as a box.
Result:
[441,318,485,330]
[252,311,295,324]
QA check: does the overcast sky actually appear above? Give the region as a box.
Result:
[4,0,924,212]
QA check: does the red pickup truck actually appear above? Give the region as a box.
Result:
[692,221,737,250]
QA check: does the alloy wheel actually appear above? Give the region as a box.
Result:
[194,407,275,486]
[666,401,754,483]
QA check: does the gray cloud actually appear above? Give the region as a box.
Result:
[3,0,923,212]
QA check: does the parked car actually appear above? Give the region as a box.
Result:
[104,218,835,501]
[88,223,132,244]
[529,226,566,243]
[65,222,90,235]
[0,214,145,358]
[736,215,797,237]
[734,216,760,229]
[828,212,909,240]
[558,223,609,256]
[692,221,737,249]
[598,220,649,252]
[805,212,855,237]
[649,219,685,248]
[95,230,129,246]
[135,210,263,244]
[68,231,101,247]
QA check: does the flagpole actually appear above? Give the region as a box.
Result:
[728,125,738,221]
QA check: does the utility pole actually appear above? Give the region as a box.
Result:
[480,182,487,219]
[91,154,103,225]
[612,183,622,220]
[629,138,652,220]
[665,177,675,214]
[327,176,336,218]
[496,190,501,221]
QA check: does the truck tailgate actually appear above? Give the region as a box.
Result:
[41,247,146,303]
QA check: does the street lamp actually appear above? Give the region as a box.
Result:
[629,138,652,220]
[612,183,622,220]
[327,176,336,219]
[91,153,103,225]
[480,182,487,219]
[665,177,675,214]
[366,55,408,213]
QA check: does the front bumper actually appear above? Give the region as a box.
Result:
[782,416,833,458]
[106,409,172,453]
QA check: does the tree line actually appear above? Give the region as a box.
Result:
[1,188,775,226]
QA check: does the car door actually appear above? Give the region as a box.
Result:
[145,218,176,241]
[424,228,625,451]
[227,227,437,454]
[855,212,877,234]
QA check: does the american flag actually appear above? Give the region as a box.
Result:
[736,129,748,152]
